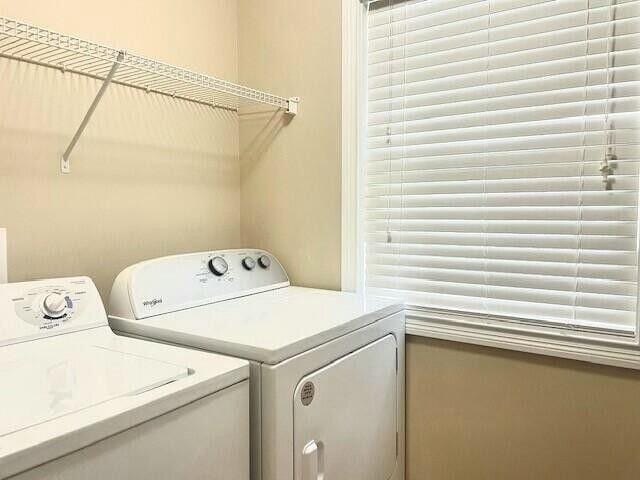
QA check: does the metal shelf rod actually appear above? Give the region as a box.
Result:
[60,51,124,173]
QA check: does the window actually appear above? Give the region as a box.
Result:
[354,0,640,365]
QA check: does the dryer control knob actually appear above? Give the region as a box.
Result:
[242,257,256,270]
[42,293,68,318]
[258,255,271,269]
[208,256,228,276]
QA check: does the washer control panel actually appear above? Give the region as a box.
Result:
[110,249,290,320]
[1,277,107,346]
[15,286,76,327]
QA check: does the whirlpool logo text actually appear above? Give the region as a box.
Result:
[143,298,163,308]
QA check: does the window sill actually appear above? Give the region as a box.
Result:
[405,310,640,370]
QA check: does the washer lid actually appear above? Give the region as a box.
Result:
[110,287,403,364]
[0,345,188,437]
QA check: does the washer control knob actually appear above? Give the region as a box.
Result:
[242,257,256,270]
[258,255,271,269]
[42,293,68,318]
[208,256,228,276]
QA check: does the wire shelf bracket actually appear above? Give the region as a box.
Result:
[0,16,299,174]
[287,97,300,115]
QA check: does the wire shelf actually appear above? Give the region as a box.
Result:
[0,16,297,113]
[0,16,298,173]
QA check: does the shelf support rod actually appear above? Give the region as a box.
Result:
[60,51,125,174]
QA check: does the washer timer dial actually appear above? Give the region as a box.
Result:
[42,293,69,318]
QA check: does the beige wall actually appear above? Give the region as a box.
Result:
[0,0,241,300]
[238,0,342,290]
[407,336,640,480]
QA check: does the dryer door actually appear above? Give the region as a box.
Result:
[293,334,398,480]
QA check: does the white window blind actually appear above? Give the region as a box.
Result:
[364,0,640,336]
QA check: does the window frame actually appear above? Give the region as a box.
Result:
[341,0,640,369]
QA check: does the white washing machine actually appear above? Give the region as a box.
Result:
[0,276,250,480]
[109,249,405,480]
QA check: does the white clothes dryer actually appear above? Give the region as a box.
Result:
[109,249,405,480]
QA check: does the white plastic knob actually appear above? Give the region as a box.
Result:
[42,293,67,318]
